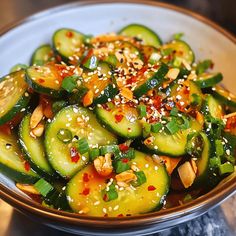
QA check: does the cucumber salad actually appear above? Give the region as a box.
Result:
[0,24,236,217]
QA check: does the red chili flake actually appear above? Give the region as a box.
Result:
[103,193,109,202]
[24,162,30,172]
[225,116,236,130]
[153,96,162,109]
[83,173,90,182]
[102,103,111,111]
[148,185,156,191]
[82,188,90,196]
[117,214,124,217]
[70,147,80,163]
[121,158,129,163]
[38,78,45,83]
[115,114,124,123]
[104,214,108,217]
[0,124,11,135]
[210,62,214,69]
[66,31,74,38]
[56,55,62,63]
[119,143,129,152]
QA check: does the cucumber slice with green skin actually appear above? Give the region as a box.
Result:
[52,28,85,63]
[45,105,117,178]
[161,39,195,65]
[82,61,118,104]
[119,24,162,48]
[194,73,223,88]
[202,94,224,119]
[193,132,211,187]
[26,65,64,97]
[133,63,169,98]
[95,102,142,138]
[19,114,55,178]
[212,85,236,108]
[144,118,202,156]
[66,151,169,216]
[0,70,31,125]
[30,44,55,66]
[10,64,28,73]
[0,131,39,184]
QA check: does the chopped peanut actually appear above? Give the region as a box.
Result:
[31,123,44,137]
[196,111,204,126]
[166,68,180,80]
[190,159,198,174]
[83,90,94,107]
[115,170,137,183]
[178,161,196,188]
[161,156,182,175]
[94,153,113,177]
[16,183,39,195]
[30,104,44,129]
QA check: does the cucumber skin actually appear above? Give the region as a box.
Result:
[133,63,169,98]
[25,69,64,98]
[0,162,39,184]
[18,116,56,180]
[194,73,223,88]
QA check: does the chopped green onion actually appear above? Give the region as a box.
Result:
[57,128,72,143]
[219,162,234,175]
[170,107,178,116]
[114,160,130,174]
[186,132,204,158]
[122,148,135,159]
[151,123,163,133]
[131,171,147,187]
[209,156,221,168]
[61,75,81,93]
[100,145,119,156]
[34,179,53,197]
[77,138,89,154]
[196,59,213,75]
[68,86,88,104]
[225,155,235,165]
[52,100,68,113]
[89,148,100,161]
[143,122,151,138]
[161,48,173,56]
[84,34,93,44]
[166,119,180,134]
[190,93,202,107]
[83,55,98,70]
[178,116,190,130]
[102,183,118,202]
[173,32,184,40]
[105,54,118,66]
[137,105,147,118]
[10,63,28,73]
[215,140,224,157]
[173,57,182,67]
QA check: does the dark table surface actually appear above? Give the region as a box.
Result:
[0,1,235,236]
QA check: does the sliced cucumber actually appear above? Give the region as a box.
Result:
[45,105,117,178]
[144,118,202,156]
[10,64,28,73]
[67,151,169,216]
[0,131,39,183]
[52,28,85,62]
[26,65,64,97]
[82,61,118,104]
[194,73,223,88]
[19,114,55,178]
[30,44,55,66]
[95,102,142,138]
[212,85,236,108]
[133,63,169,98]
[119,24,162,48]
[202,94,224,119]
[0,70,31,125]
[161,39,194,65]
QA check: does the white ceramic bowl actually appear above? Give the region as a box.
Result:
[0,1,235,235]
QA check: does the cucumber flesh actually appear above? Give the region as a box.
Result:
[66,151,169,216]
[144,118,202,156]
[45,105,117,178]
[31,44,55,66]
[19,114,55,178]
[0,131,39,184]
[0,70,31,125]
[95,102,142,138]
[119,24,162,48]
[53,28,84,62]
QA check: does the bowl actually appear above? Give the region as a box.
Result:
[0,1,236,235]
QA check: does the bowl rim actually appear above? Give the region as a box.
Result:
[0,0,235,228]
